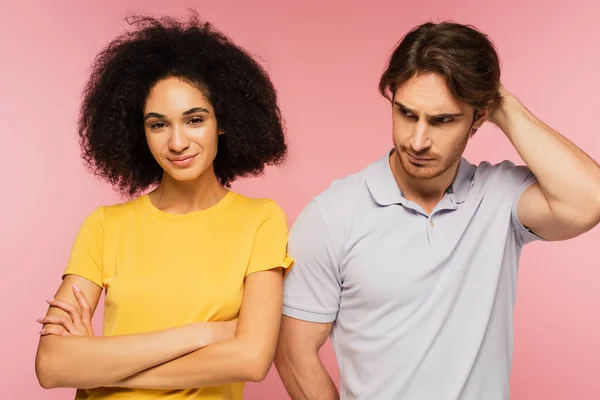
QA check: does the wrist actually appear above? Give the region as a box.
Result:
[493,93,523,134]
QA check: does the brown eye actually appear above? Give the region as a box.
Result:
[432,116,453,124]
[400,108,416,119]
[150,121,167,129]
[188,117,204,125]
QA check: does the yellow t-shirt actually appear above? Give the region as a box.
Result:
[62,191,293,399]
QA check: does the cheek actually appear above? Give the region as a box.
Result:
[144,131,166,158]
[392,116,411,141]
[435,126,469,153]
[189,126,220,150]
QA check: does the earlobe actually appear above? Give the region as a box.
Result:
[473,108,491,129]
[473,119,486,129]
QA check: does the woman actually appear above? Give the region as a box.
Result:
[34,13,293,400]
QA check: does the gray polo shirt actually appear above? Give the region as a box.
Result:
[282,151,543,400]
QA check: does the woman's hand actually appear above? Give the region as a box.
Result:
[38,285,94,337]
[36,284,237,345]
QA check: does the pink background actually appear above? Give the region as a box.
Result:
[2,0,599,398]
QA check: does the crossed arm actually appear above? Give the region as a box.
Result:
[35,268,284,390]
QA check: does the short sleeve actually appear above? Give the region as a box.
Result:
[245,201,294,277]
[62,206,105,288]
[507,164,546,246]
[282,200,341,323]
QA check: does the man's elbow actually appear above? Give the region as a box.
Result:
[549,197,600,239]
[583,186,600,227]
[574,198,600,234]
[593,190,600,226]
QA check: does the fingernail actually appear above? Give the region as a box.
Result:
[46,298,55,303]
[39,329,45,334]
[73,285,81,293]
[36,318,42,322]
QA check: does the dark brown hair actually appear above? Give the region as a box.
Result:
[379,21,502,111]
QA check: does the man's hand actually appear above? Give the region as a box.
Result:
[487,84,511,127]
[483,82,600,241]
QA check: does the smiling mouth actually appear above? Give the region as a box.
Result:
[169,154,197,167]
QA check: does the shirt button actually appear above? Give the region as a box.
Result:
[430,219,435,227]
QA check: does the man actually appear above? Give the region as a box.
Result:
[274,22,600,399]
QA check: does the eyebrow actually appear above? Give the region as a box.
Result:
[144,107,210,121]
[393,101,464,119]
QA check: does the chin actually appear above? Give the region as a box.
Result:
[158,156,213,182]
[404,167,445,180]
[163,168,204,182]
[399,155,446,180]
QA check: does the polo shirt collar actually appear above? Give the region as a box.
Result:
[366,150,476,206]
[448,157,476,204]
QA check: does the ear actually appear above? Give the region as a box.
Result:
[469,105,492,137]
[472,107,492,129]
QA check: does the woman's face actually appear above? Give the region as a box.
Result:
[143,77,222,183]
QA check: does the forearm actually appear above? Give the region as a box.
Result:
[112,337,269,389]
[276,352,339,400]
[497,94,600,217]
[112,269,284,390]
[36,323,203,389]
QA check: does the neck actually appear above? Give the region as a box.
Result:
[390,150,459,211]
[149,167,228,214]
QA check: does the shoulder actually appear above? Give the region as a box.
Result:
[73,196,152,235]
[311,166,369,220]
[231,193,286,216]
[291,163,372,246]
[97,195,145,222]
[230,192,288,227]
[473,159,534,186]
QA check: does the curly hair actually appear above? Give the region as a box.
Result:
[78,12,287,196]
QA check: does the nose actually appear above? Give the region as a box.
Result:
[410,121,432,153]
[168,124,190,153]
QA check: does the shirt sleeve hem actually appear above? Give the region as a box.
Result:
[61,271,103,289]
[512,176,548,245]
[245,254,294,277]
[282,305,337,323]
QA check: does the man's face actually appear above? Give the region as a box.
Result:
[391,73,488,180]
